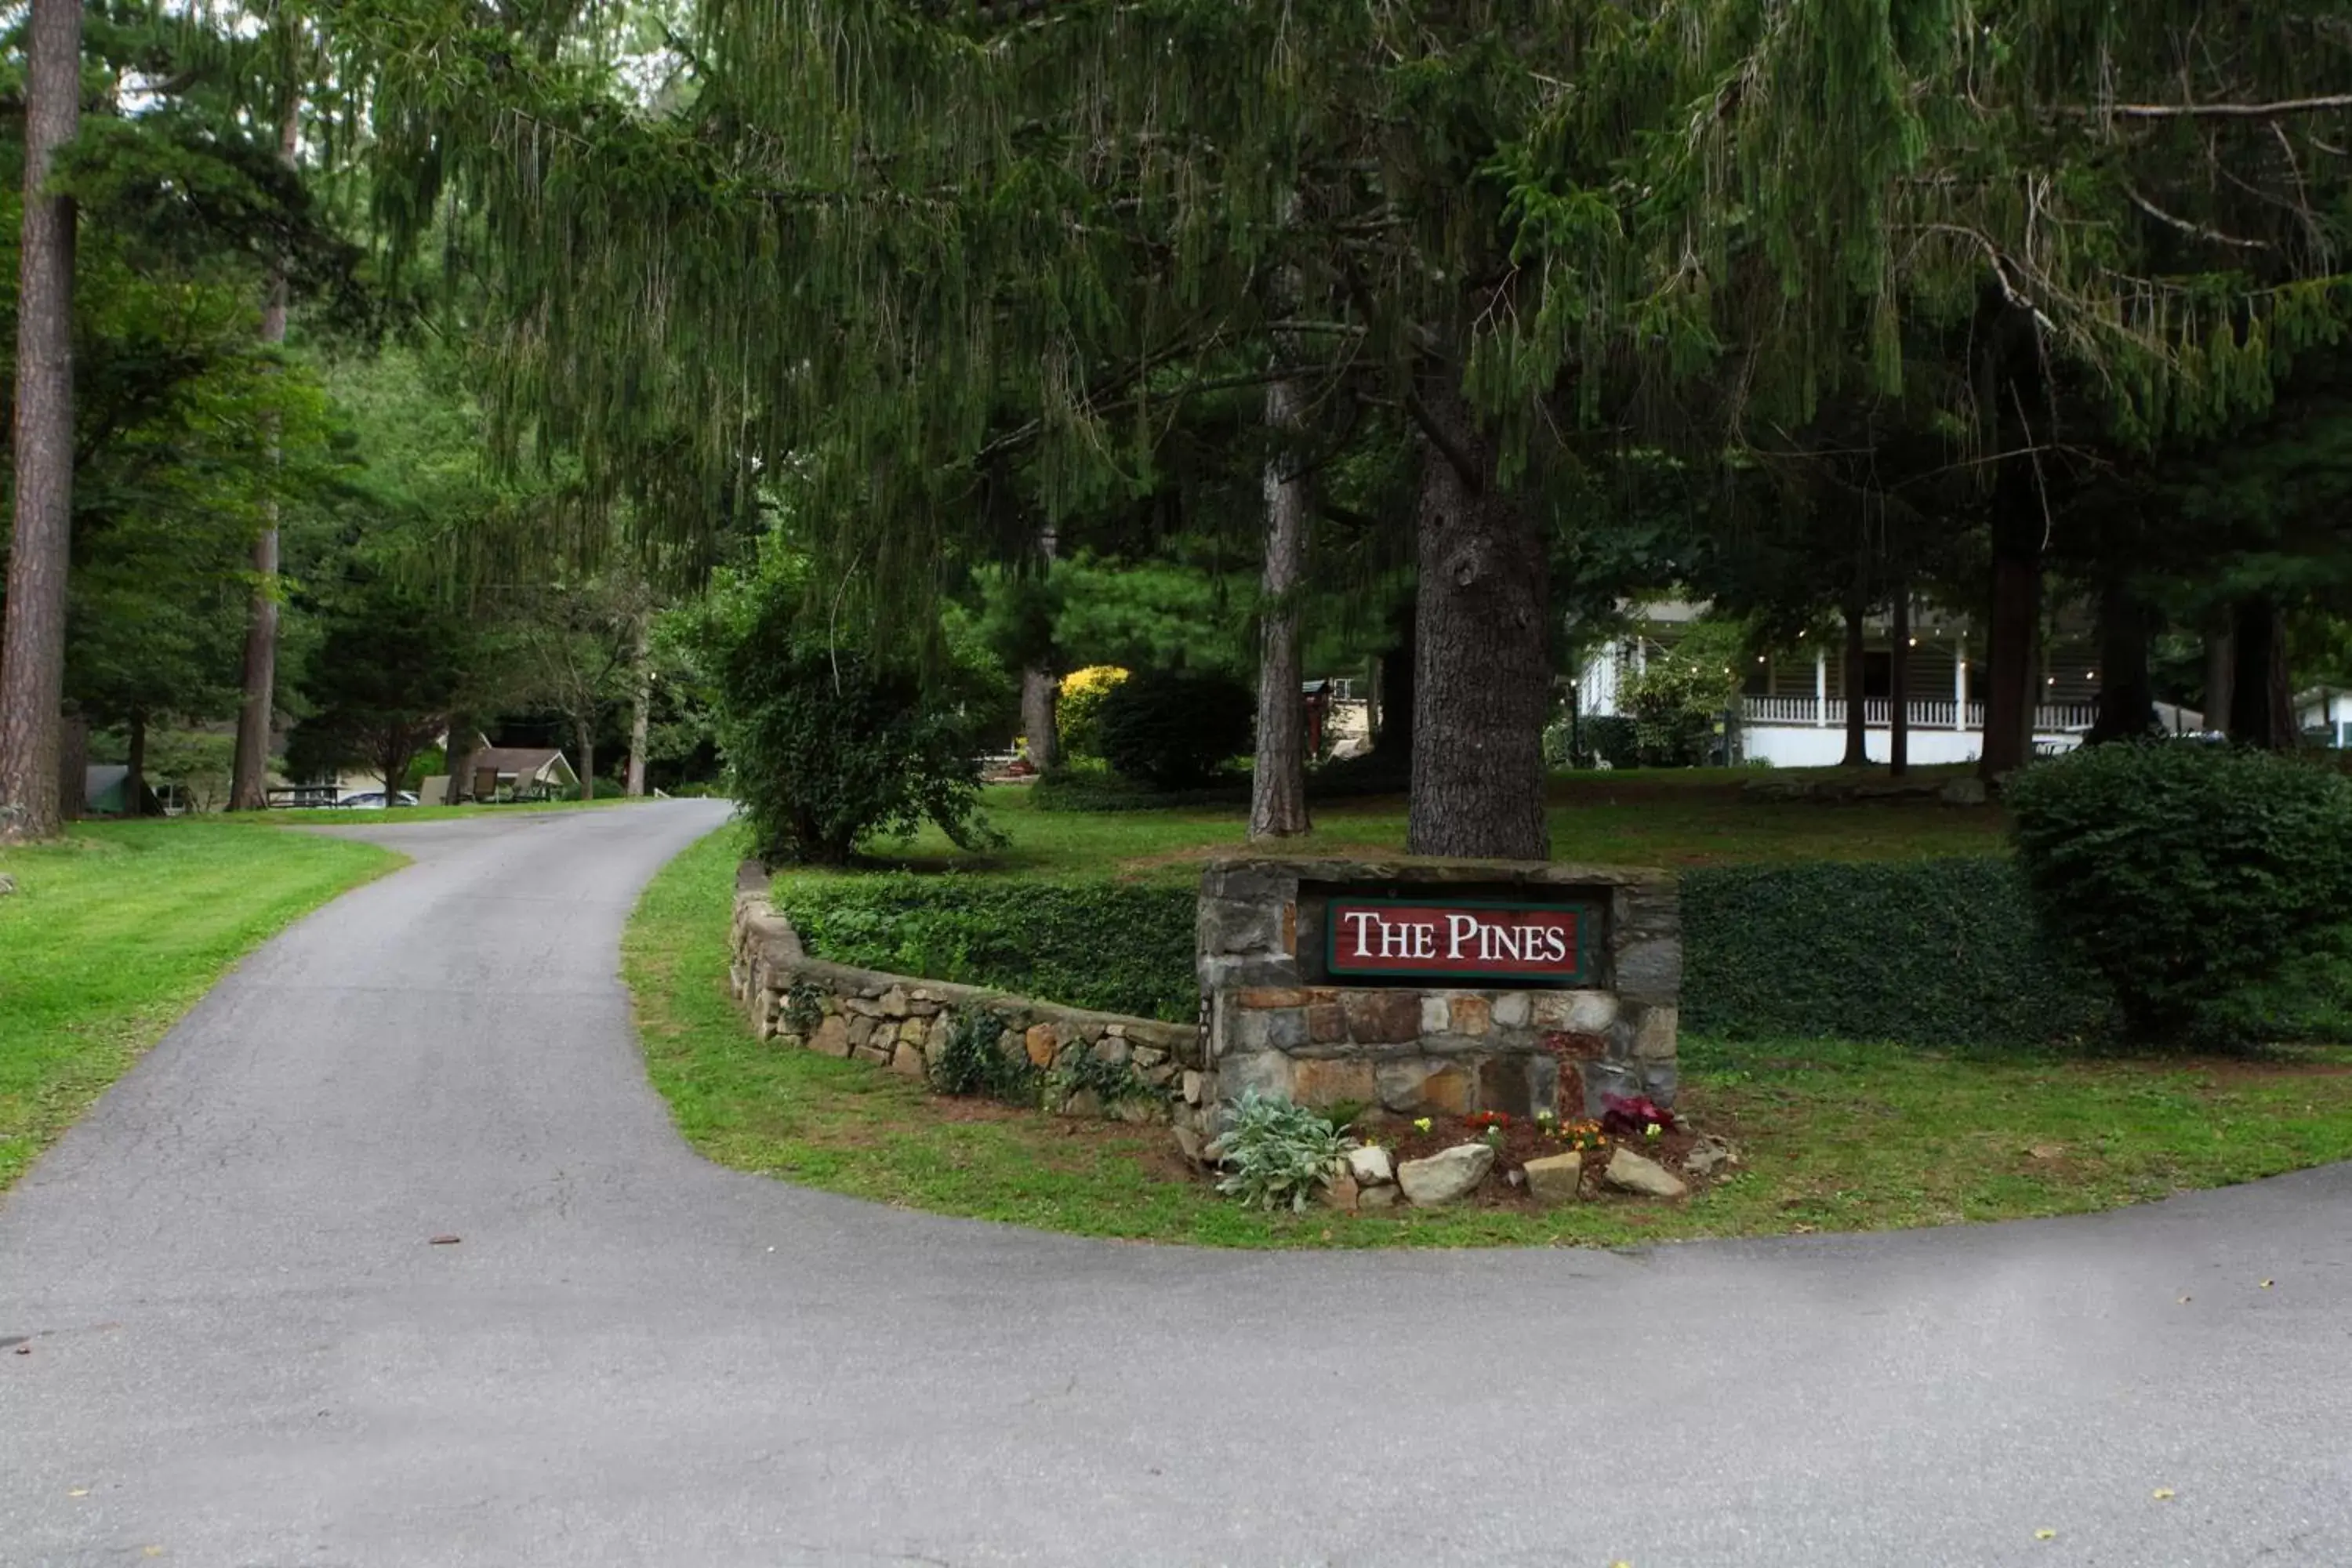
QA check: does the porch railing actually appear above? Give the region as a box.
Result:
[1740,696,2096,732]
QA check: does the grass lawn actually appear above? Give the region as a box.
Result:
[627,817,2352,1248]
[0,818,401,1191]
[833,768,2012,885]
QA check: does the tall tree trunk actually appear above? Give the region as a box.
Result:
[2229,598,2296,749]
[2086,579,2156,743]
[1019,523,1061,770]
[1840,597,1870,768]
[125,712,149,817]
[445,713,475,802]
[625,615,652,797]
[579,718,597,801]
[1250,374,1312,839]
[1889,586,1911,776]
[0,0,82,842]
[229,90,301,811]
[2201,629,2234,737]
[379,735,414,809]
[1978,466,2044,781]
[1406,383,1549,861]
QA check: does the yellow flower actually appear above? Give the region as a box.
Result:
[1413,1117,1432,1134]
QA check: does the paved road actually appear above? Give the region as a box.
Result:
[4,802,2348,1568]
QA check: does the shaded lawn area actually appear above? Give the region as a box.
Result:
[630,824,2352,1248]
[840,768,2012,885]
[0,819,401,1190]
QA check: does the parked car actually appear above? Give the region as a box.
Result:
[333,791,420,809]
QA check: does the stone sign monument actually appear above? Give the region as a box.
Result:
[1196,858,1679,1121]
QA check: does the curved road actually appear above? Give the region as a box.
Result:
[3,802,2348,1567]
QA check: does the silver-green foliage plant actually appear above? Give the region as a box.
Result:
[1213,1091,1349,1213]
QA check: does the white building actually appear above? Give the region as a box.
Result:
[1577,604,2201,768]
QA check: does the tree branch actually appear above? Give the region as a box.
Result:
[2074,93,2352,120]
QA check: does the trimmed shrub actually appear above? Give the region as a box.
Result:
[1055,665,1130,757]
[782,856,2163,1050]
[706,597,1000,866]
[1095,669,1254,789]
[1680,858,2114,1047]
[2005,742,2352,1043]
[771,874,1200,1022]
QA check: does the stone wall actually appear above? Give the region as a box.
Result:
[730,864,1205,1122]
[1196,858,1680,1120]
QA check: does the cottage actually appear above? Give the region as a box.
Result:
[451,745,580,804]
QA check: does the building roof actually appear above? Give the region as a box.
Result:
[464,746,579,784]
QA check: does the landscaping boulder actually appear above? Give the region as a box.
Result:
[1602,1146,1687,1200]
[1345,1145,1396,1187]
[1522,1151,1584,1207]
[1685,1134,1740,1178]
[1396,1143,1494,1206]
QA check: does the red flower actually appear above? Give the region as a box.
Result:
[1600,1093,1678,1137]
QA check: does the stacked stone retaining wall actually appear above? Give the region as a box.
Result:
[729,864,1206,1123]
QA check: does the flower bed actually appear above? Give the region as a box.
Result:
[1206,1093,1737,1215]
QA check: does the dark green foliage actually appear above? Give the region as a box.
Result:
[1046,1042,1150,1107]
[780,845,2347,1049]
[930,1008,1036,1101]
[1030,766,1249,814]
[1681,858,2115,1048]
[1584,717,1640,770]
[772,876,1200,1022]
[2005,743,2352,1042]
[782,982,826,1039]
[1094,670,1253,789]
[710,592,1000,866]
[287,579,477,797]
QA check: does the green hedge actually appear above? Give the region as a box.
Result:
[1680,858,2114,1047]
[769,874,1200,1022]
[776,856,2120,1047]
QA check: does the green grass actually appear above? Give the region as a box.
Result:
[0,819,401,1190]
[628,822,2352,1247]
[829,768,2011,885]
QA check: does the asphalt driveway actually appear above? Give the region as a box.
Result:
[3,800,2346,1566]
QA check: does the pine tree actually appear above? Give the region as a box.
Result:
[0,0,82,839]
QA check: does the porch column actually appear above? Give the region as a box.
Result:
[1953,642,1968,728]
[1814,648,1828,726]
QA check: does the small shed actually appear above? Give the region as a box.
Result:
[459,746,580,802]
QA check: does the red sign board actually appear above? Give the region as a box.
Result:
[1325,898,1595,985]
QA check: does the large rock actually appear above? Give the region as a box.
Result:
[1685,1134,1740,1178]
[1602,1146,1688,1200]
[1396,1143,1495,1206]
[1345,1145,1396,1187]
[1522,1151,1584,1207]
[811,1015,850,1057]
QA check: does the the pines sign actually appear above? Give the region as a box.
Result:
[1325,898,1596,986]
